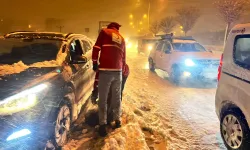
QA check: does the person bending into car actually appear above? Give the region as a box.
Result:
[92,22,126,137]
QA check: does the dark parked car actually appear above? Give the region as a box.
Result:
[0,32,95,149]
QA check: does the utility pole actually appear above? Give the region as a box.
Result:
[56,26,64,32]
[148,0,151,30]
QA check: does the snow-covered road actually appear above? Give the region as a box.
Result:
[125,49,226,150]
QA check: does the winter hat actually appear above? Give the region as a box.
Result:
[107,22,121,30]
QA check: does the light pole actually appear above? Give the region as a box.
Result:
[147,0,151,30]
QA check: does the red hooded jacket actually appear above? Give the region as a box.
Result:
[92,28,126,71]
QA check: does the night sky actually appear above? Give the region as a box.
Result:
[0,0,246,36]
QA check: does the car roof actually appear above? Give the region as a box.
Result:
[231,23,250,35]
[172,39,197,44]
[4,31,87,41]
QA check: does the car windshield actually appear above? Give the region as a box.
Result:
[173,43,206,52]
[0,39,62,65]
[143,39,159,44]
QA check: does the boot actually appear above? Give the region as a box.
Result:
[115,120,121,128]
[98,124,107,137]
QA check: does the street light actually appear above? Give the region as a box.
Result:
[130,22,133,25]
[143,14,147,19]
[28,25,32,29]
[180,26,183,29]
[139,21,143,25]
[147,0,151,30]
[129,14,133,19]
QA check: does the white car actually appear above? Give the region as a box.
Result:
[148,37,220,84]
[216,23,250,149]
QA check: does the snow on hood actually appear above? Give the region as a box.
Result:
[0,60,60,77]
[173,51,221,60]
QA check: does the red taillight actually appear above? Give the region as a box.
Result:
[217,54,224,81]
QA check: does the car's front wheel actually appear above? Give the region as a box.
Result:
[55,105,71,146]
[45,90,74,150]
[170,65,181,85]
[220,109,250,150]
[148,58,155,72]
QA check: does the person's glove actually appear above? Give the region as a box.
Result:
[93,63,98,72]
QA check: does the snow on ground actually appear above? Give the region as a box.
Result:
[125,49,226,150]
[64,48,226,150]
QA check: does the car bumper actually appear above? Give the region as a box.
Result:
[179,65,218,81]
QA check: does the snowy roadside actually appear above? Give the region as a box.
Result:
[63,97,167,150]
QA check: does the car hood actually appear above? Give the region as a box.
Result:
[0,67,59,100]
[173,51,221,60]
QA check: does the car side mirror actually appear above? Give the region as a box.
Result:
[70,55,87,64]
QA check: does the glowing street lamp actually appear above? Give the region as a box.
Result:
[180,26,183,29]
[139,21,143,25]
[130,22,133,25]
[129,14,133,19]
[28,25,32,29]
[143,14,147,19]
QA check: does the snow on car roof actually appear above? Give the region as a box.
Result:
[172,39,197,43]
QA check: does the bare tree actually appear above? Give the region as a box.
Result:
[176,6,201,36]
[160,16,177,34]
[149,21,160,36]
[214,0,249,46]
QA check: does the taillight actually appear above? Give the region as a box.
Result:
[217,54,224,81]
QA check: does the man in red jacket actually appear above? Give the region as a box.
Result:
[92,22,126,137]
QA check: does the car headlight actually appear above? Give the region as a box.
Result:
[127,43,132,49]
[185,59,195,66]
[148,45,153,51]
[6,129,31,141]
[0,83,48,115]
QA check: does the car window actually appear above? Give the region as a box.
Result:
[156,42,164,51]
[234,35,250,69]
[162,42,171,52]
[81,40,92,53]
[194,43,206,51]
[173,43,206,52]
[0,39,61,65]
[69,39,84,60]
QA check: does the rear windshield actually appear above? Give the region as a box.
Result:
[173,43,206,52]
[0,39,62,65]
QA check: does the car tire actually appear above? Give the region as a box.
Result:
[45,92,74,150]
[220,108,250,150]
[170,65,181,85]
[148,58,155,72]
